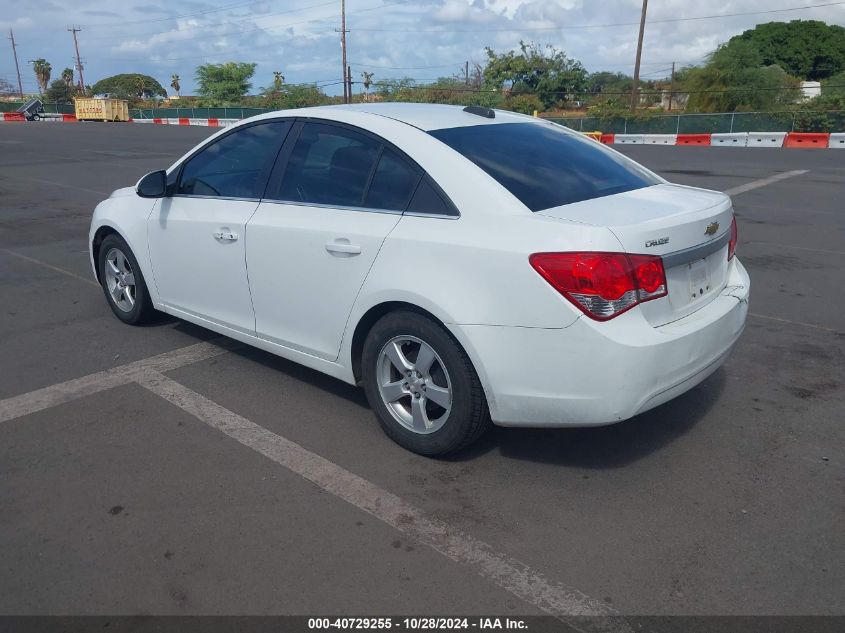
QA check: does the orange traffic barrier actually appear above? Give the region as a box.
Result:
[153,118,164,124]
[784,132,830,148]
[600,133,615,144]
[61,114,77,122]
[178,117,190,126]
[2,112,25,121]
[676,133,711,146]
[208,118,219,127]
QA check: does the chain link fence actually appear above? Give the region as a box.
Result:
[129,107,270,119]
[0,102,75,114]
[3,102,844,132]
[551,111,845,134]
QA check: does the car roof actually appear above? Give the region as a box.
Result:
[255,102,538,132]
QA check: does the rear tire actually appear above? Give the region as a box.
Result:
[361,311,490,456]
[98,233,156,325]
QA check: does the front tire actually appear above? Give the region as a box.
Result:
[98,233,156,325]
[362,311,490,456]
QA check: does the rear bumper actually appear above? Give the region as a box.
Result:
[453,259,750,427]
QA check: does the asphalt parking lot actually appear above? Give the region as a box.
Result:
[1,123,843,620]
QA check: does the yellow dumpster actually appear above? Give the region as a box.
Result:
[74,98,130,122]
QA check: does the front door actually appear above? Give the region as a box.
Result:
[147,120,292,333]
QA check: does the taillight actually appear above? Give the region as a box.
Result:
[529,252,667,321]
[728,216,738,260]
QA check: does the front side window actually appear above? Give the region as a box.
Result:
[177,121,291,199]
[276,123,380,208]
[429,122,660,212]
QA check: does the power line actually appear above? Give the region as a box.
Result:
[82,0,329,28]
[352,0,845,32]
[80,0,340,41]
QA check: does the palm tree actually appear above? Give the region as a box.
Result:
[61,68,74,88]
[170,73,181,97]
[361,71,374,101]
[32,59,51,95]
[273,71,285,92]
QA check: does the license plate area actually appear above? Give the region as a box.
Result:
[688,258,711,301]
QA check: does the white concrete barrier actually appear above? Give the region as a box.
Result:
[130,118,154,123]
[219,119,240,127]
[711,133,748,147]
[642,134,676,145]
[167,118,181,125]
[828,133,845,148]
[747,132,786,147]
[614,134,643,144]
[189,119,209,126]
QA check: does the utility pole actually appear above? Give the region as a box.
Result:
[8,28,24,99]
[335,0,349,104]
[630,0,648,112]
[668,61,675,111]
[464,60,469,86]
[346,64,352,102]
[68,26,85,92]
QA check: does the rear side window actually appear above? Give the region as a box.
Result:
[178,121,291,199]
[276,122,380,208]
[429,122,659,211]
[365,149,420,211]
[407,177,456,217]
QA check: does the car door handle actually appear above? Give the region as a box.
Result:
[213,231,239,241]
[325,241,361,255]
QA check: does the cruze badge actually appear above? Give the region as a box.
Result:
[645,237,669,248]
[704,221,720,236]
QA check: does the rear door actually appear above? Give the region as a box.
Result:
[147,120,291,333]
[246,120,421,360]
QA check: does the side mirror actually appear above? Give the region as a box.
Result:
[136,170,167,198]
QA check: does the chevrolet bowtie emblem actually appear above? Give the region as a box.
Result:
[704,221,720,236]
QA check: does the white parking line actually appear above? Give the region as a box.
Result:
[724,170,808,196]
[749,313,843,335]
[136,369,623,628]
[745,241,845,256]
[0,338,624,626]
[4,174,109,196]
[1,248,100,287]
[0,340,237,424]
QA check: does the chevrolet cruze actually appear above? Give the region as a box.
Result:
[89,103,750,455]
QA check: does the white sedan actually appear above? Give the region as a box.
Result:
[89,103,750,456]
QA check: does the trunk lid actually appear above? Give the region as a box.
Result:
[537,183,734,326]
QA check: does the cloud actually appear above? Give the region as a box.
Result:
[1,0,843,96]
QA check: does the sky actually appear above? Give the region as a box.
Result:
[2,0,845,96]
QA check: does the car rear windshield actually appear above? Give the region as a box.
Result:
[428,122,660,211]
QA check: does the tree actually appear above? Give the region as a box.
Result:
[0,78,16,96]
[195,62,256,105]
[91,73,167,99]
[170,74,181,97]
[361,71,374,100]
[820,69,845,99]
[32,59,51,95]
[731,20,845,81]
[683,40,801,111]
[261,83,329,109]
[45,79,75,104]
[272,71,284,91]
[61,68,74,88]
[482,41,587,109]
